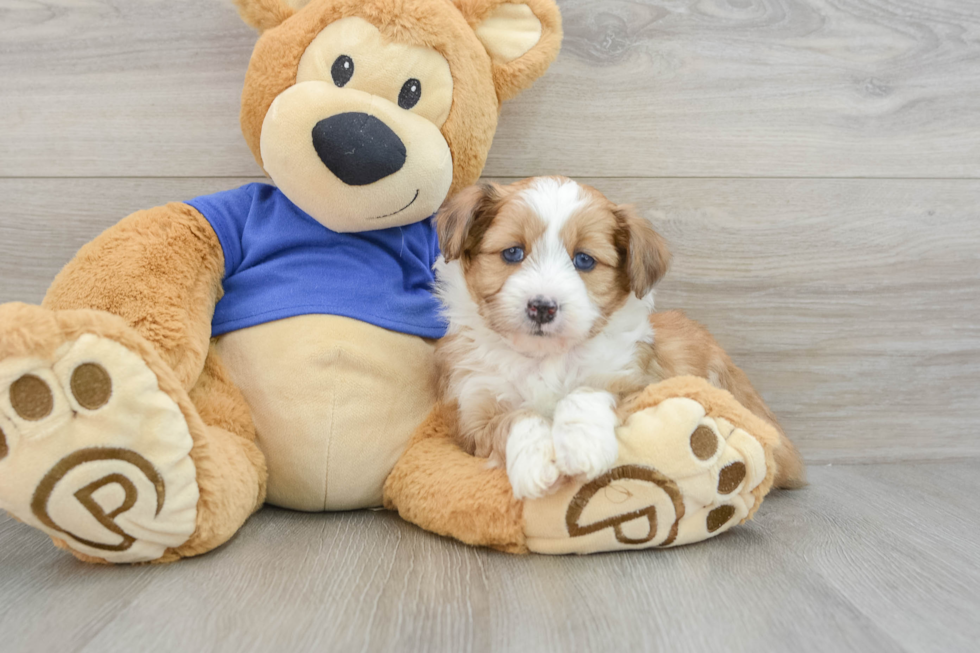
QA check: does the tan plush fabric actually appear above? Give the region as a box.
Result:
[385,377,777,555]
[295,17,456,127]
[260,23,455,231]
[524,389,773,554]
[217,315,438,511]
[42,203,224,392]
[0,304,266,563]
[241,0,497,196]
[618,376,779,519]
[0,315,199,563]
[233,0,297,32]
[474,3,543,64]
[177,345,269,560]
[240,0,562,195]
[384,402,528,553]
[36,203,269,559]
[453,0,563,102]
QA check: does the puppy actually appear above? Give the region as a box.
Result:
[434,177,806,499]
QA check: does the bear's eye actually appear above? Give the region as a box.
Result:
[573,252,596,271]
[502,246,525,264]
[331,55,354,87]
[398,78,422,110]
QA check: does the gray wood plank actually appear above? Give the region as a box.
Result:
[568,177,980,466]
[79,512,489,653]
[2,1,980,178]
[0,0,256,179]
[0,462,977,653]
[758,463,980,653]
[2,177,976,465]
[478,525,907,653]
[0,177,258,302]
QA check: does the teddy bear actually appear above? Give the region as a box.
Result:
[0,0,565,563]
[0,0,801,564]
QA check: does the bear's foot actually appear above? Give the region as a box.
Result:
[522,385,772,554]
[0,305,199,563]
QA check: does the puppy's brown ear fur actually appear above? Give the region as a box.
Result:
[614,205,671,298]
[437,183,501,262]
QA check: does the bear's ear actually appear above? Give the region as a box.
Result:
[232,0,313,32]
[454,0,563,102]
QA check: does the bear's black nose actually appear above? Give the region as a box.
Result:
[311,113,406,186]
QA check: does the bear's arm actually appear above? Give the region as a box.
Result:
[42,201,225,391]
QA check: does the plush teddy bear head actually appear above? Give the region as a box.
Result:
[231,0,562,233]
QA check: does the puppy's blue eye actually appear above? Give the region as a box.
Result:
[502,247,525,264]
[573,252,596,271]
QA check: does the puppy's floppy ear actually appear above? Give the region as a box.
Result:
[437,183,501,262]
[453,0,563,102]
[614,205,671,298]
[232,0,310,32]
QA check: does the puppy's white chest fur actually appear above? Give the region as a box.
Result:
[439,256,656,419]
[477,308,651,416]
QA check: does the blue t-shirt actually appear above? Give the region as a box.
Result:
[186,183,447,339]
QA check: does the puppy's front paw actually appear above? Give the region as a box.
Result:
[506,415,560,500]
[553,389,619,481]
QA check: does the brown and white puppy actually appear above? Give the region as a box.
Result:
[435,177,806,499]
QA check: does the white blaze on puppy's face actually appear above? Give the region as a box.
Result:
[493,178,602,352]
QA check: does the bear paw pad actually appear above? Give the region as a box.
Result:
[522,396,769,554]
[0,333,199,563]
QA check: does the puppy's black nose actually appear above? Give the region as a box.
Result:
[526,297,558,325]
[311,112,406,186]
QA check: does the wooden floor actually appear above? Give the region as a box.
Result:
[1,0,979,651]
[0,461,977,653]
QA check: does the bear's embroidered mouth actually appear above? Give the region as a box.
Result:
[367,189,420,221]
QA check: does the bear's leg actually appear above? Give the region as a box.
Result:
[0,305,265,563]
[168,343,267,560]
[384,403,528,554]
[387,379,781,555]
[41,201,226,391]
